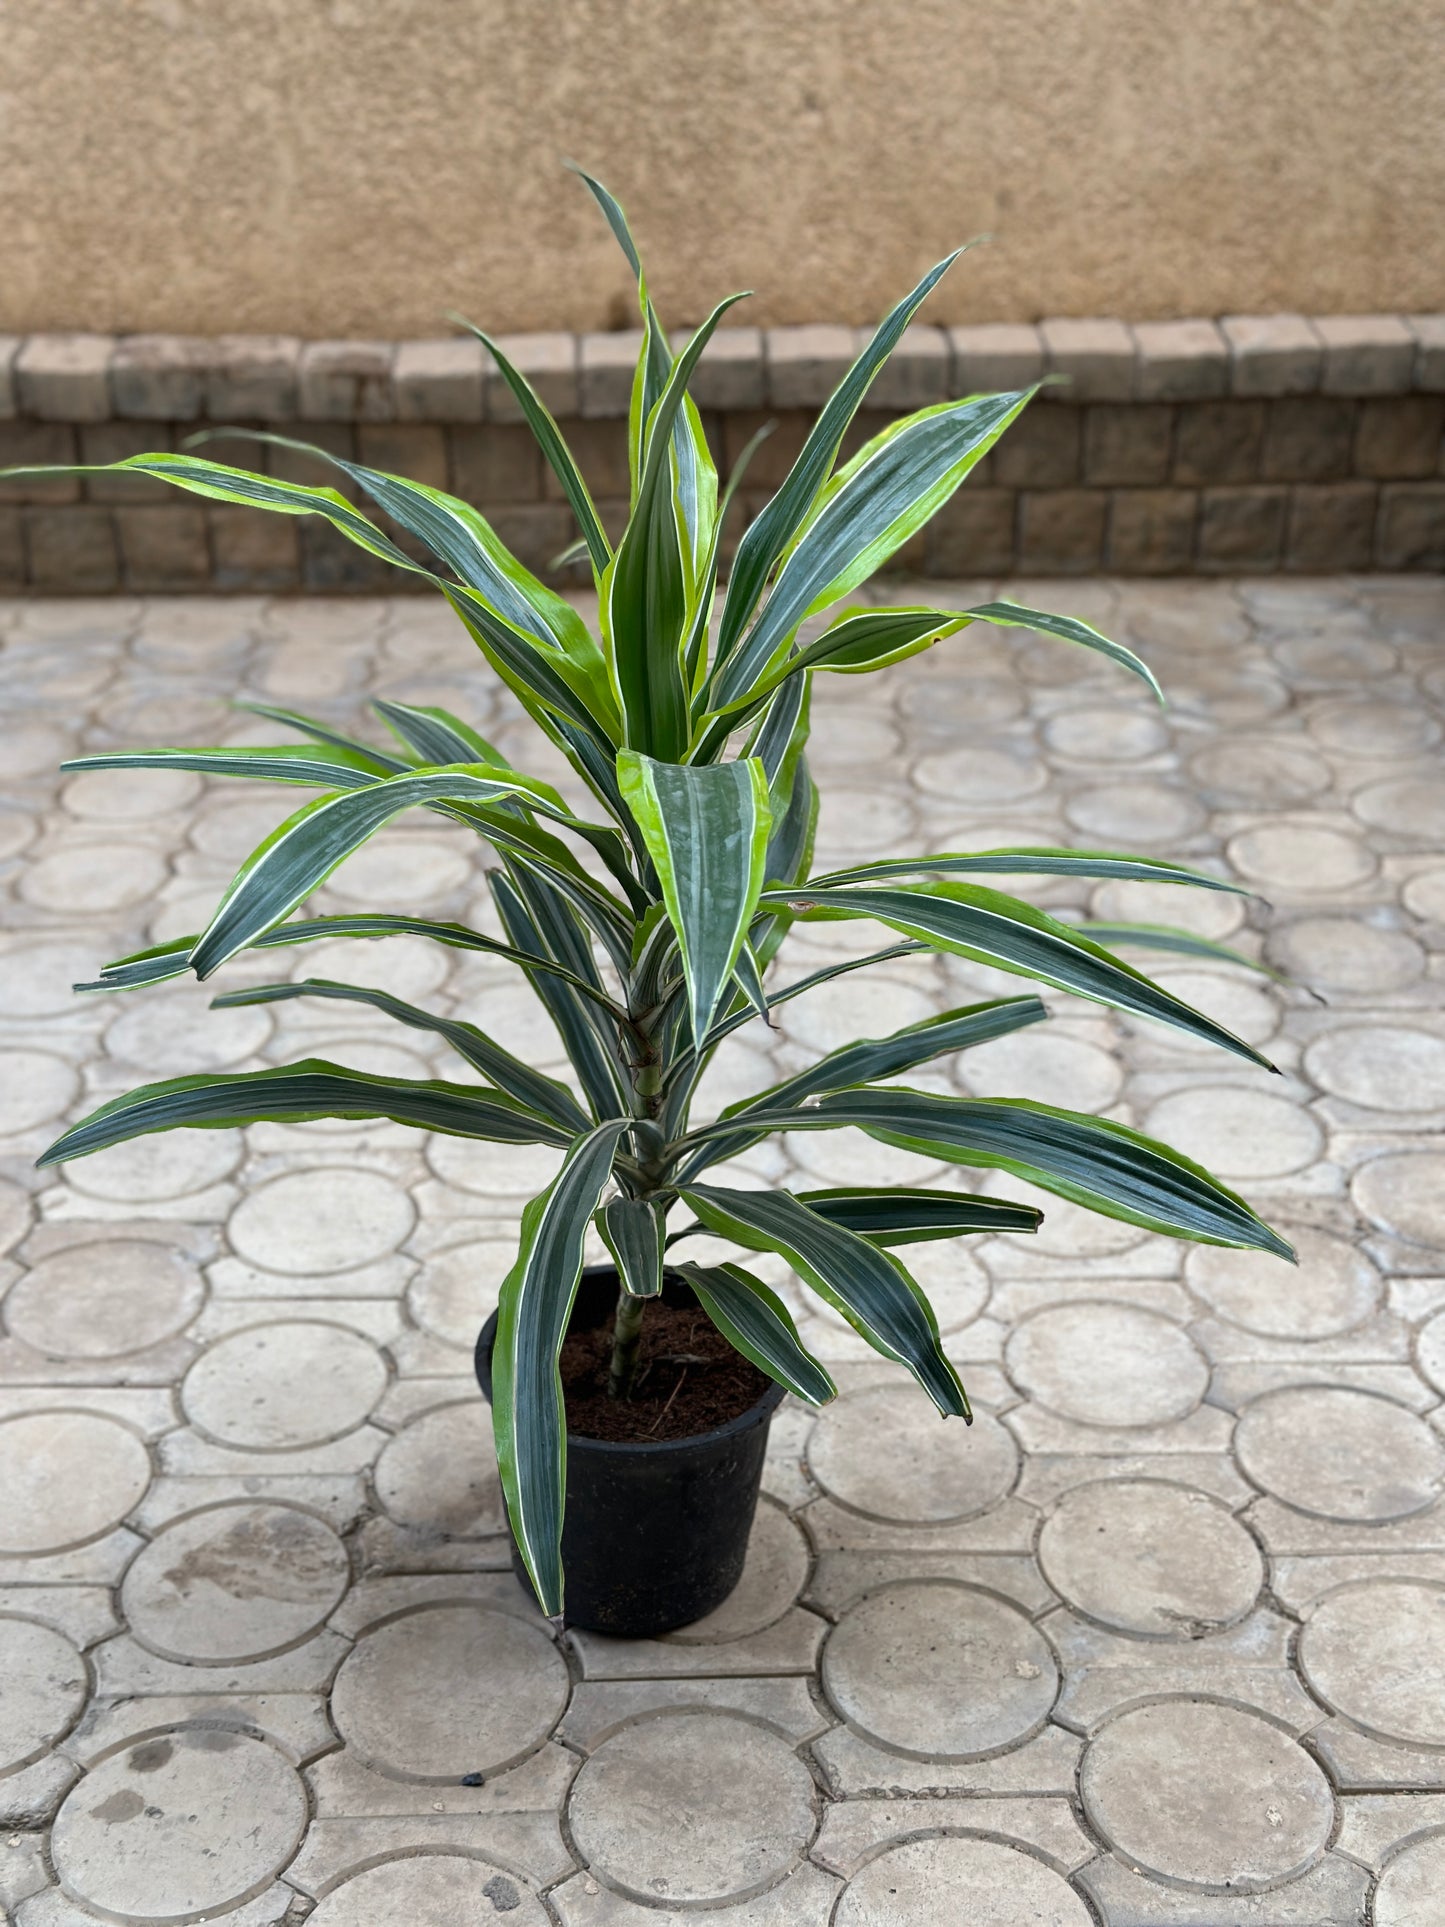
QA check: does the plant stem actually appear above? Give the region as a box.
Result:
[607,1288,647,1400]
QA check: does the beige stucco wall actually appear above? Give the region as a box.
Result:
[3,0,1442,337]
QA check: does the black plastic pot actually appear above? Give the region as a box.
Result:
[475,1265,784,1637]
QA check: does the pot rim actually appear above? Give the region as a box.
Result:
[474,1303,787,1456]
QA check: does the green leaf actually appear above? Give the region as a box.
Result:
[492,1120,632,1618]
[187,764,609,980]
[811,849,1248,894]
[1070,922,1280,978]
[489,870,629,1121]
[451,320,611,573]
[679,1183,968,1417]
[0,450,419,569]
[707,1087,1294,1257]
[60,744,387,791]
[764,882,1275,1068]
[795,1187,1044,1243]
[674,1261,836,1405]
[371,700,506,768]
[603,293,750,759]
[619,753,773,1044]
[684,996,1048,1181]
[597,1196,666,1298]
[234,702,411,772]
[37,1060,570,1167]
[727,996,1047,1115]
[714,250,969,666]
[710,389,1030,711]
[210,978,590,1132]
[74,915,625,1009]
[963,601,1161,701]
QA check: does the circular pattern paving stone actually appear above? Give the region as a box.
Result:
[1374,1832,1445,1927]
[1305,1025,1445,1113]
[182,1321,387,1448]
[1403,868,1445,924]
[1186,1224,1380,1340]
[834,1835,1092,1927]
[1188,736,1331,808]
[308,1855,550,1926]
[0,941,111,1019]
[1235,1387,1445,1521]
[374,1401,506,1536]
[0,1050,79,1138]
[228,1167,415,1274]
[1418,1310,1445,1399]
[1145,1085,1323,1180]
[1065,780,1204,846]
[823,1581,1057,1758]
[1353,1151,1445,1250]
[1299,1581,1445,1746]
[807,1384,1018,1523]
[51,1728,307,1921]
[1080,1700,1333,1891]
[426,1133,566,1198]
[1354,778,1445,842]
[961,1029,1123,1109]
[331,1606,568,1779]
[1226,822,1376,894]
[121,1502,350,1663]
[4,1238,205,1358]
[65,1127,242,1203]
[913,745,1047,805]
[1268,916,1424,993]
[1306,697,1441,758]
[20,841,169,915]
[1043,703,1170,763]
[0,1618,87,1770]
[0,1175,32,1257]
[1038,1479,1263,1637]
[0,1412,151,1553]
[1006,1303,1209,1428]
[406,1237,515,1347]
[566,1711,817,1904]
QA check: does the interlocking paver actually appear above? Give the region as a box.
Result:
[4,577,1445,1919]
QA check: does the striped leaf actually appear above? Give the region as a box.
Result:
[698,1087,1294,1257]
[679,1183,968,1417]
[210,978,590,1133]
[603,293,749,760]
[763,882,1274,1068]
[187,765,612,980]
[235,702,412,772]
[72,915,626,1004]
[709,389,1031,712]
[965,601,1160,698]
[1071,921,1280,977]
[452,320,611,572]
[619,753,773,1044]
[38,1060,570,1168]
[492,1120,632,1618]
[674,1261,836,1405]
[60,744,387,790]
[714,250,968,666]
[796,1187,1044,1243]
[489,871,629,1121]
[597,1196,666,1298]
[811,849,1247,894]
[372,700,506,768]
[684,996,1048,1180]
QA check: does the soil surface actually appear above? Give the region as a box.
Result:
[560,1299,769,1443]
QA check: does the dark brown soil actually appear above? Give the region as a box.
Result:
[560,1299,769,1444]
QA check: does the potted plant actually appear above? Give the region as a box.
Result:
[13,173,1290,1636]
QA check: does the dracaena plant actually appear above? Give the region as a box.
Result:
[11,172,1291,1620]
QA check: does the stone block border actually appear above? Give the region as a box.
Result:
[1,315,1441,588]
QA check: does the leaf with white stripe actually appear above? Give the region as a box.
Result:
[598,1196,666,1298]
[619,753,773,1044]
[492,1120,632,1618]
[674,1261,836,1405]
